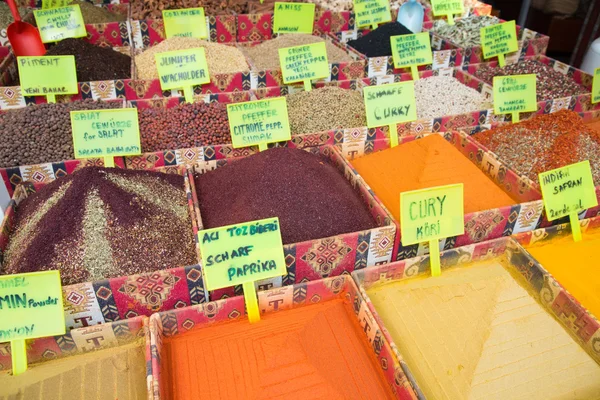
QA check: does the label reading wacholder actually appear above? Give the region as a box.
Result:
[155,48,210,91]
[278,42,329,84]
[493,74,537,115]
[227,97,291,148]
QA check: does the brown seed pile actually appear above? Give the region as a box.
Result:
[0,100,122,168]
[130,0,250,19]
[3,167,197,285]
[70,1,127,24]
[139,102,230,152]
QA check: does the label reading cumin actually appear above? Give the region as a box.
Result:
[278,42,329,85]
[17,55,78,97]
[592,67,600,104]
[163,8,207,39]
[34,5,86,43]
[353,0,392,28]
[493,74,537,116]
[273,2,315,34]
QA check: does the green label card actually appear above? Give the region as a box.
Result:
[199,217,287,290]
[400,183,465,245]
[273,2,315,34]
[592,67,600,104]
[71,108,141,159]
[155,48,210,91]
[391,32,433,69]
[17,56,78,96]
[34,5,86,43]
[278,42,329,84]
[493,74,537,115]
[163,8,207,39]
[363,82,417,127]
[42,0,69,9]
[481,20,518,60]
[0,271,65,342]
[353,0,392,28]
[431,0,464,16]
[538,161,598,221]
[227,97,291,148]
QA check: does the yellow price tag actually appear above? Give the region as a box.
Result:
[34,5,86,43]
[390,32,433,80]
[278,42,329,91]
[227,97,291,151]
[481,21,518,67]
[539,161,598,242]
[0,271,65,375]
[353,0,392,29]
[42,0,69,9]
[162,8,207,39]
[273,2,315,34]
[592,67,600,104]
[155,47,210,103]
[363,82,417,147]
[431,0,464,25]
[17,56,78,103]
[199,217,287,323]
[493,74,537,123]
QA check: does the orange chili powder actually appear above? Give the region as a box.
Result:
[351,134,518,221]
[161,299,395,399]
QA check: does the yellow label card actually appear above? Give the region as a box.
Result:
[273,2,315,34]
[493,74,537,116]
[227,97,291,149]
[431,0,464,16]
[199,217,287,291]
[71,108,141,159]
[163,8,207,39]
[155,47,210,91]
[481,20,518,61]
[0,271,65,342]
[400,183,465,246]
[42,0,69,9]
[34,5,86,43]
[364,82,417,127]
[592,67,600,104]
[538,161,598,221]
[278,42,329,85]
[353,0,392,28]
[391,32,433,69]
[17,56,78,97]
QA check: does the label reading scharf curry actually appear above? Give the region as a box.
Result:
[363,82,417,128]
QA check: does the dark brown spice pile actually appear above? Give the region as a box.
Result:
[194,147,377,244]
[2,167,196,285]
[70,1,127,23]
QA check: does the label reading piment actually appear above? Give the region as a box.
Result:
[162,8,207,39]
[17,55,78,97]
[273,2,315,34]
[227,97,291,148]
[199,217,286,290]
[42,0,69,9]
[155,48,210,91]
[538,161,598,221]
[391,32,433,69]
[431,0,464,16]
[34,5,86,43]
[400,183,464,245]
[0,271,65,342]
[493,74,537,115]
[278,42,329,84]
[353,0,392,28]
[592,67,600,104]
[71,108,141,159]
[481,20,518,60]
[363,82,417,127]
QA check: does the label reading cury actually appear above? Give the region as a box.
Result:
[155,47,210,91]
[227,97,291,148]
[353,0,392,28]
[592,67,600,104]
[17,55,78,96]
[400,183,464,245]
[71,108,141,159]
[538,161,598,221]
[42,0,69,9]
[34,5,86,43]
[0,271,65,342]
[493,74,537,115]
[391,32,433,69]
[162,8,207,39]
[431,0,464,16]
[199,217,287,290]
[481,20,518,60]
[273,2,315,34]
[278,42,329,84]
[363,82,417,127]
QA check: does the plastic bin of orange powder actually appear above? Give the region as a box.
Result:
[352,237,600,400]
[147,275,418,400]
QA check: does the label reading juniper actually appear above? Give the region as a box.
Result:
[481,20,518,60]
[155,47,210,91]
[34,5,86,43]
[391,32,433,69]
[363,82,417,127]
[17,55,78,97]
[431,0,464,16]
[493,74,537,115]
[592,67,600,104]
[227,97,291,148]
[273,2,315,34]
[163,8,207,39]
[353,0,392,28]
[278,42,329,84]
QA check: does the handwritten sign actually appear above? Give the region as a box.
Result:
[34,5,86,43]
[592,67,600,104]
[273,2,315,34]
[353,0,392,29]
[199,217,286,322]
[493,74,536,122]
[539,161,597,242]
[391,32,432,80]
[363,82,417,147]
[155,48,210,103]
[163,8,207,39]
[42,0,69,9]
[431,0,464,25]
[278,42,329,91]
[227,97,291,151]
[17,56,78,103]
[481,21,518,67]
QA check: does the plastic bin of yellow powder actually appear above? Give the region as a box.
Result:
[353,237,600,400]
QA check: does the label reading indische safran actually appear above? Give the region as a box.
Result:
[278,42,329,84]
[155,48,210,91]
[227,97,291,148]
[17,56,78,97]
[34,5,86,43]
[493,74,537,115]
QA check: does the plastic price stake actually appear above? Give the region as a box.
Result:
[71,108,141,167]
[273,2,315,34]
[0,271,65,375]
[278,42,329,91]
[431,0,464,25]
[353,0,392,29]
[17,56,78,103]
[34,5,86,43]
[42,0,69,9]
[198,217,286,323]
[481,21,518,67]
[400,183,464,276]
[592,67,600,104]
[163,8,207,39]
[227,97,291,151]
[390,32,433,80]
[493,74,536,123]
[363,82,417,148]
[538,161,598,242]
[155,48,210,102]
